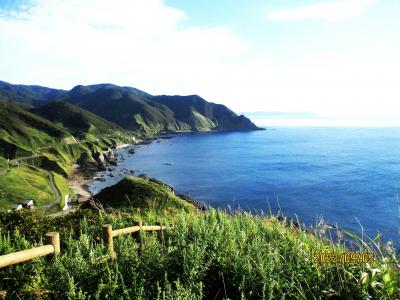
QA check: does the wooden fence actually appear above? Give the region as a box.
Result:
[0,221,169,268]
[102,221,167,259]
[0,232,60,269]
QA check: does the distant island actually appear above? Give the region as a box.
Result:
[242,111,319,119]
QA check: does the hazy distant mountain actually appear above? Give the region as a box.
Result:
[243,111,319,119]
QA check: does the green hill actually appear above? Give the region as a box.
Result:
[0,80,66,107]
[31,101,124,139]
[92,177,195,212]
[59,84,261,133]
[0,100,73,159]
[0,99,130,209]
[59,85,190,134]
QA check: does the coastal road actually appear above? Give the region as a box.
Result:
[0,155,42,176]
[0,167,7,176]
[3,154,62,211]
[43,171,62,211]
[10,154,41,164]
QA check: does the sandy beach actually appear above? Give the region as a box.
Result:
[68,164,93,199]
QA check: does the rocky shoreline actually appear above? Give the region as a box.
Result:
[69,134,208,211]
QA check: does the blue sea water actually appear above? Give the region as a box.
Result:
[89,127,400,246]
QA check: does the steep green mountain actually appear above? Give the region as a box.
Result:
[31,101,124,139]
[0,81,150,108]
[59,85,190,133]
[0,81,66,107]
[60,84,261,133]
[0,81,261,134]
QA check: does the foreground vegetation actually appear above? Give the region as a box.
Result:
[0,208,398,299]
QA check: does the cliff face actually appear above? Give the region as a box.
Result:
[151,95,261,131]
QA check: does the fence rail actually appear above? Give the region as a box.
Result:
[0,221,169,268]
[102,221,168,259]
[0,232,60,269]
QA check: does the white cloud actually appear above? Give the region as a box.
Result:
[0,0,248,92]
[268,0,376,22]
[1,0,400,123]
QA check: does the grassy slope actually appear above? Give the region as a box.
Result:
[0,209,398,299]
[93,177,195,213]
[53,172,73,208]
[0,102,74,208]
[0,100,73,159]
[31,101,125,139]
[0,165,54,207]
[0,100,131,209]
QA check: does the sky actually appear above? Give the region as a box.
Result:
[0,0,400,123]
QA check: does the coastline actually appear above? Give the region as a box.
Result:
[69,133,209,210]
[66,136,168,203]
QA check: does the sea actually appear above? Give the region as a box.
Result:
[89,127,400,247]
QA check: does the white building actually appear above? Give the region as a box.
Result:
[22,200,34,208]
[12,204,23,211]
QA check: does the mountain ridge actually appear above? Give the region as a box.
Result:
[0,80,262,133]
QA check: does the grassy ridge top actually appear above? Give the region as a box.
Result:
[0,80,66,107]
[92,177,196,213]
[31,101,124,138]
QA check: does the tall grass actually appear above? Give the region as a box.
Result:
[0,209,398,299]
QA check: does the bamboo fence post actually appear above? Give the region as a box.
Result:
[46,232,60,255]
[102,224,116,260]
[155,221,164,240]
[133,221,144,251]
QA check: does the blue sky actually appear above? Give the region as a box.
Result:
[0,0,399,123]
